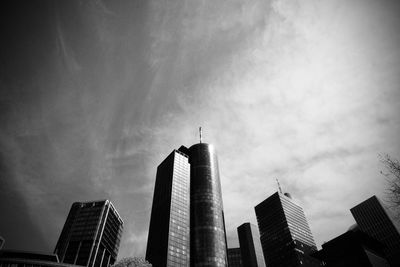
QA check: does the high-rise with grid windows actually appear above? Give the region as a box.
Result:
[351,195,400,266]
[255,192,321,267]
[146,148,191,267]
[146,143,228,267]
[54,200,123,267]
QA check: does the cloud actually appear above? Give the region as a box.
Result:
[125,229,149,257]
[1,0,400,258]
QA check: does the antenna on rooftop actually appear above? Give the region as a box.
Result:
[276,178,283,194]
[199,127,202,143]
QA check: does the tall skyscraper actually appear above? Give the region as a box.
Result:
[54,200,123,267]
[146,142,228,267]
[146,149,191,267]
[350,195,400,266]
[237,223,265,267]
[255,192,321,267]
[189,143,227,267]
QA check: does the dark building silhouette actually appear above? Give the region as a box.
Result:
[237,223,265,267]
[255,192,321,267]
[0,250,71,267]
[311,226,389,267]
[227,248,242,267]
[351,195,400,267]
[146,149,191,267]
[146,142,228,267]
[54,200,123,267]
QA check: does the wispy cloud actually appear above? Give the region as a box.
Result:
[1,0,399,258]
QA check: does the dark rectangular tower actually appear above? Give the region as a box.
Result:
[350,195,400,266]
[146,149,191,267]
[255,192,321,267]
[237,223,265,267]
[54,200,123,267]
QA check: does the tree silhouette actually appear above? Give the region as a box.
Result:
[111,257,152,267]
[380,154,400,210]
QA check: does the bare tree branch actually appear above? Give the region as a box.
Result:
[111,257,152,267]
[379,154,400,209]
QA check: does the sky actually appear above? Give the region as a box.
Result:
[1,0,400,260]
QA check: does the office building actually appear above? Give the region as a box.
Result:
[54,200,123,267]
[146,142,228,267]
[227,248,242,267]
[189,143,227,266]
[237,223,265,267]
[351,195,400,266]
[311,226,389,267]
[146,149,191,267]
[255,192,321,267]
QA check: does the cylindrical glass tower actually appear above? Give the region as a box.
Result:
[189,143,228,267]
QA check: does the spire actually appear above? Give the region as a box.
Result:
[199,127,202,143]
[276,178,283,194]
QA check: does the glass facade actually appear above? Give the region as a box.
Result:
[350,195,400,266]
[255,192,321,267]
[189,143,228,267]
[54,200,123,267]
[280,196,316,251]
[146,150,190,267]
[237,223,265,267]
[227,248,242,267]
[167,151,191,267]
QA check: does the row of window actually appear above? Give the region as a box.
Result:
[167,255,189,266]
[170,231,188,241]
[169,236,187,247]
[172,180,189,191]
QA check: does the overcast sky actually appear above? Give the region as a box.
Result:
[1,0,400,259]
